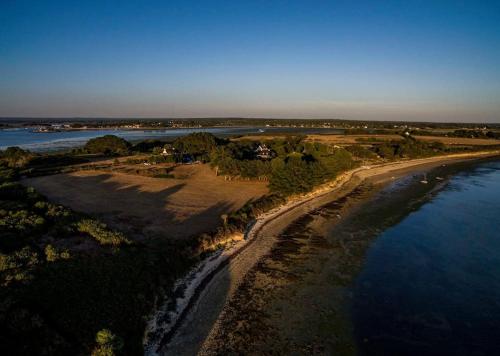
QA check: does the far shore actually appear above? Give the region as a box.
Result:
[146,150,500,355]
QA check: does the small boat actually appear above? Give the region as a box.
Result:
[420,173,428,184]
[258,129,265,133]
[436,176,444,181]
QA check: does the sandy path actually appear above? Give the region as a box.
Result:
[153,151,499,355]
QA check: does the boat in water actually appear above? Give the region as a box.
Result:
[420,173,428,184]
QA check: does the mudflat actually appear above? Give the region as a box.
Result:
[155,151,500,355]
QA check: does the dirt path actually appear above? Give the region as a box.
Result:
[153,151,500,355]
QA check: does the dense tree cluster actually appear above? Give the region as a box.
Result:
[84,135,131,155]
[374,137,448,159]
[448,129,500,140]
[172,132,224,161]
[210,136,356,195]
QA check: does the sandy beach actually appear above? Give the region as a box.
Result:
[148,150,500,355]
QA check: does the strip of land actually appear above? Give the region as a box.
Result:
[152,150,500,355]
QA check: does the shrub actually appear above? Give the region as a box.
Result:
[0,147,32,167]
[0,247,39,285]
[77,219,131,246]
[91,329,123,356]
[44,244,58,262]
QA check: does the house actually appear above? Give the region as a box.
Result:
[161,145,176,156]
[255,144,272,160]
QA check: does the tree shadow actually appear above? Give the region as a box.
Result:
[25,173,236,241]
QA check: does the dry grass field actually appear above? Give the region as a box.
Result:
[307,134,500,146]
[234,134,499,146]
[24,164,268,240]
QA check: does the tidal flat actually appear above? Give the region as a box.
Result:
[199,158,499,355]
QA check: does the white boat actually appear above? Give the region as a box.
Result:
[420,173,428,184]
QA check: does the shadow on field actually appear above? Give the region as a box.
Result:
[26,173,235,240]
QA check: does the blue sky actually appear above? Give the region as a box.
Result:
[1,0,499,122]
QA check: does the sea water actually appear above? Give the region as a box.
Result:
[0,126,342,152]
[353,160,500,355]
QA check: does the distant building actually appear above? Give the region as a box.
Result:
[162,145,176,156]
[255,144,272,160]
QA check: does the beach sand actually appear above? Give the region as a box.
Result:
[149,151,499,355]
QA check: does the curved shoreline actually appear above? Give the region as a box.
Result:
[148,150,500,355]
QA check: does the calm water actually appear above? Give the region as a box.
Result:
[0,126,342,152]
[353,160,500,356]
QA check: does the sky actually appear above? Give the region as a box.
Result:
[1,0,500,122]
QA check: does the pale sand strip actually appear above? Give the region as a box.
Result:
[148,150,499,355]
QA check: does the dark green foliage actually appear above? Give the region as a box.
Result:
[92,329,123,355]
[0,165,18,184]
[76,220,131,246]
[173,132,224,161]
[269,154,315,195]
[218,194,287,231]
[211,145,272,178]
[0,181,195,354]
[375,137,448,160]
[210,136,356,196]
[267,139,356,196]
[84,135,131,155]
[445,129,500,139]
[345,145,378,159]
[0,147,32,167]
[0,246,39,285]
[0,241,194,355]
[132,139,166,153]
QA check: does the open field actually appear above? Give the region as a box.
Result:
[233,134,500,146]
[23,164,268,240]
[307,134,500,146]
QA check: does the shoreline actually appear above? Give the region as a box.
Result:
[147,150,500,355]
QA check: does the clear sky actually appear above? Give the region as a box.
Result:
[1,0,499,122]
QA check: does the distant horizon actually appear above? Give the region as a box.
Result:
[1,116,499,125]
[2,1,500,122]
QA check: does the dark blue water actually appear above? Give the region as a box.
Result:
[0,127,342,152]
[353,160,500,356]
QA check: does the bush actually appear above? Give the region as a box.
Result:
[0,247,39,285]
[91,329,123,356]
[77,219,131,246]
[44,244,70,262]
[0,147,32,167]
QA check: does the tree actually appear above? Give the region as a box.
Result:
[173,132,222,161]
[84,135,131,155]
[91,329,123,356]
[0,147,32,167]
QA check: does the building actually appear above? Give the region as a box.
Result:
[255,144,272,160]
[161,145,176,156]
